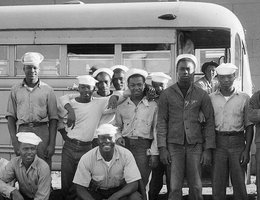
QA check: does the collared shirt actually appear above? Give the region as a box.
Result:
[115,97,158,155]
[58,96,113,142]
[73,145,141,189]
[157,83,215,150]
[248,90,260,147]
[210,89,252,132]
[194,76,219,94]
[0,156,51,200]
[6,79,58,125]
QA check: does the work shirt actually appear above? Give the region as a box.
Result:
[59,96,112,142]
[248,90,260,147]
[73,145,141,189]
[115,97,158,155]
[194,76,219,94]
[6,79,58,125]
[157,83,215,150]
[210,89,252,132]
[0,155,51,200]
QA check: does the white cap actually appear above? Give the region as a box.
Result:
[92,68,114,79]
[125,68,148,81]
[21,52,44,66]
[110,65,129,72]
[16,132,42,146]
[76,75,98,86]
[150,72,172,84]
[175,54,198,69]
[96,124,118,136]
[216,63,238,75]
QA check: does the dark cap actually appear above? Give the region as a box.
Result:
[201,61,219,74]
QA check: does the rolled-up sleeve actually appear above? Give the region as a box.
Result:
[201,93,216,150]
[47,89,58,120]
[0,162,16,198]
[6,89,17,120]
[59,93,78,108]
[156,92,169,148]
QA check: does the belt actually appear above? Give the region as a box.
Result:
[216,130,244,136]
[19,122,48,128]
[124,136,152,140]
[66,136,92,146]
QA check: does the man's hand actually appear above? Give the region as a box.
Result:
[106,193,120,200]
[11,189,24,200]
[107,95,119,109]
[67,109,76,129]
[144,84,158,101]
[58,128,68,141]
[159,147,171,165]
[240,149,250,166]
[149,155,159,168]
[116,138,125,146]
[200,149,212,166]
[45,145,55,159]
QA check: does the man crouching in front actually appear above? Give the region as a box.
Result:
[73,124,143,200]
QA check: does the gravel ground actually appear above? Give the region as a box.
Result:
[51,172,257,199]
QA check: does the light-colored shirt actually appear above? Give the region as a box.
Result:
[6,79,58,125]
[0,155,51,200]
[59,97,111,142]
[115,97,158,155]
[210,89,252,132]
[73,145,141,189]
[194,76,218,94]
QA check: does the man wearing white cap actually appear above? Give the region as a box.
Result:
[157,54,215,200]
[0,132,51,200]
[115,68,158,190]
[58,75,116,200]
[73,124,143,200]
[148,72,171,200]
[6,52,58,168]
[110,65,129,94]
[210,63,253,200]
[60,68,120,148]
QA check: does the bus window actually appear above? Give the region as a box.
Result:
[0,46,8,76]
[122,44,171,74]
[67,44,114,76]
[15,45,60,76]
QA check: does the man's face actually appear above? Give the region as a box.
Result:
[112,70,125,91]
[217,73,236,90]
[128,76,145,98]
[19,143,37,165]
[98,134,115,153]
[205,65,216,81]
[152,81,167,95]
[177,60,195,84]
[96,73,111,96]
[23,64,40,83]
[78,84,95,99]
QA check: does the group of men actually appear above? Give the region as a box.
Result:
[0,51,259,200]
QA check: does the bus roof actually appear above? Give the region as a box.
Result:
[0,2,244,36]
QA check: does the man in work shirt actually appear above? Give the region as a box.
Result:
[210,63,254,200]
[157,54,215,200]
[0,132,51,200]
[6,52,58,168]
[73,124,142,200]
[115,68,158,188]
[110,65,129,95]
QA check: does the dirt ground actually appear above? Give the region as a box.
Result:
[51,172,257,200]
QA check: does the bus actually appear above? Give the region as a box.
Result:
[0,1,252,170]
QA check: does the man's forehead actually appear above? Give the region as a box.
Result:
[24,64,40,68]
